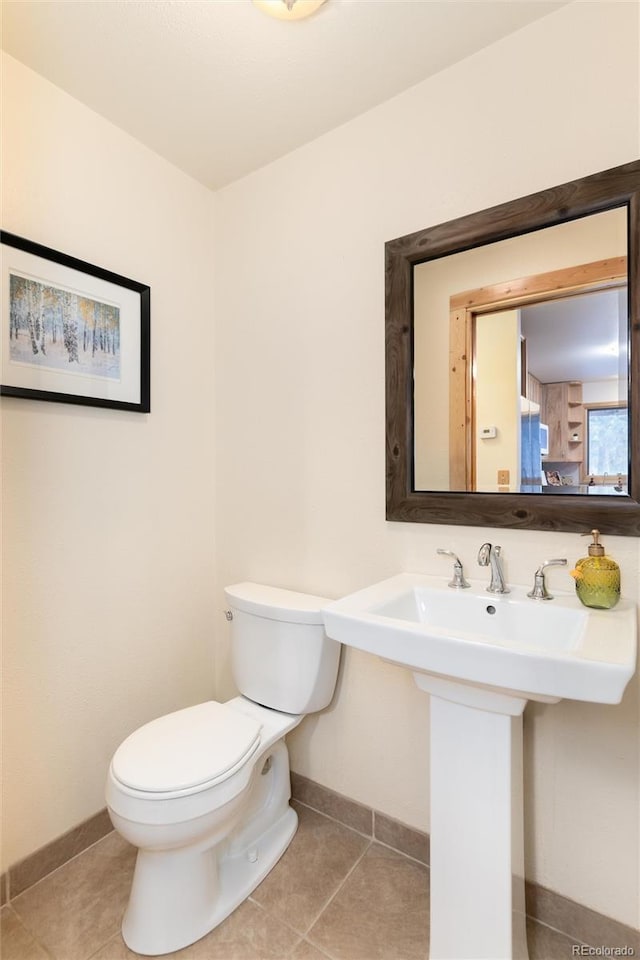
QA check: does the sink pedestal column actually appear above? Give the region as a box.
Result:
[413,674,529,960]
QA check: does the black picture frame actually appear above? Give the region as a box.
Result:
[1,231,150,412]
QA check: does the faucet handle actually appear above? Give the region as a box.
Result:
[527,558,567,600]
[437,549,471,589]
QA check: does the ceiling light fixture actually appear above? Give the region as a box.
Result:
[252,0,327,22]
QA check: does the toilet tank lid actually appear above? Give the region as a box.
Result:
[224,582,330,625]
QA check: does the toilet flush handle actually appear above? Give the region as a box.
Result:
[224,610,233,621]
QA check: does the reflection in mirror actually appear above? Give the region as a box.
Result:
[520,287,628,493]
[413,208,628,494]
[385,160,640,535]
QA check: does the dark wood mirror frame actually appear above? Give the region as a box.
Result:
[386,160,640,536]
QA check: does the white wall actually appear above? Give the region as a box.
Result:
[1,54,217,870]
[583,380,626,404]
[213,1,640,929]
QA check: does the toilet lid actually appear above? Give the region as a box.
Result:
[111,701,262,794]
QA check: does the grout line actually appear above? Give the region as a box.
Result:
[5,904,56,959]
[371,836,430,870]
[247,891,307,940]
[85,934,115,960]
[302,839,373,940]
[229,899,305,960]
[246,897,317,959]
[298,938,336,960]
[372,809,430,868]
[291,799,373,842]
[526,915,589,949]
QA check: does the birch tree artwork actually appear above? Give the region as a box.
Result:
[9,273,121,381]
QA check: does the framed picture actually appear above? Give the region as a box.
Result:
[545,470,562,486]
[1,231,150,412]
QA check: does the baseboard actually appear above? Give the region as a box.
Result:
[4,807,113,900]
[290,771,639,952]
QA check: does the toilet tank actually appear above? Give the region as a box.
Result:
[224,582,341,715]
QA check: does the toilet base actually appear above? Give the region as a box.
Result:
[122,804,298,956]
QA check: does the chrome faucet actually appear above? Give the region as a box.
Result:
[437,549,471,589]
[477,543,509,594]
[527,558,567,600]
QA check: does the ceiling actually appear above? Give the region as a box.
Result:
[521,287,628,384]
[1,0,566,191]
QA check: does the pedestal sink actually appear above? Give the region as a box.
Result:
[322,574,637,960]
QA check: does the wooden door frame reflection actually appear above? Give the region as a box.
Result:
[447,256,628,491]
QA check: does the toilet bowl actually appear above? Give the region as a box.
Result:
[106,583,340,956]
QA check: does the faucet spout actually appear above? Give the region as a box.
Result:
[477,542,510,594]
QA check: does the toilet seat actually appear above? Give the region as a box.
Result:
[111,701,262,797]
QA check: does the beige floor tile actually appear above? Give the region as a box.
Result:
[1,906,52,960]
[91,900,301,960]
[251,803,370,937]
[307,843,429,960]
[527,917,583,959]
[11,831,136,960]
[85,933,134,960]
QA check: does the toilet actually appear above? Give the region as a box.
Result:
[106,582,340,956]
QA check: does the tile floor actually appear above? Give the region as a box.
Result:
[2,801,584,960]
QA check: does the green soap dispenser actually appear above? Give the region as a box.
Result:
[570,529,620,609]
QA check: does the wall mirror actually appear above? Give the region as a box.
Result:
[386,160,640,535]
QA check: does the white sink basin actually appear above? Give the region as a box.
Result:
[323,573,637,704]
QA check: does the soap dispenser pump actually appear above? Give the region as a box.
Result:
[570,529,620,609]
